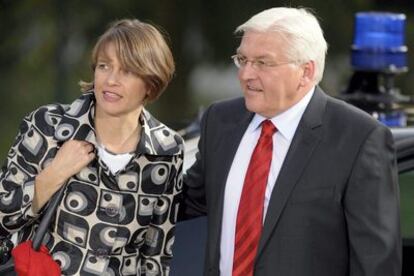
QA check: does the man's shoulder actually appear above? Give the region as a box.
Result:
[323,93,387,134]
[207,97,246,117]
[201,97,251,126]
[211,97,245,110]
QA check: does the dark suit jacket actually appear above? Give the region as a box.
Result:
[181,87,401,276]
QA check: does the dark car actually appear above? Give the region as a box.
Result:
[392,127,414,275]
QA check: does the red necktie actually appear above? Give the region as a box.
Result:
[232,120,276,276]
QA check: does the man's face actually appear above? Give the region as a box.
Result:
[237,31,308,117]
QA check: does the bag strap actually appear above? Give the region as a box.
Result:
[32,186,66,251]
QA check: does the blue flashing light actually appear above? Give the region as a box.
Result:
[375,111,407,127]
[351,12,407,72]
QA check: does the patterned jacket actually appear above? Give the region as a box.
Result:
[0,92,184,275]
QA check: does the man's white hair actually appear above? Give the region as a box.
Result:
[236,7,328,83]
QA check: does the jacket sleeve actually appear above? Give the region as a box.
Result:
[141,151,184,275]
[178,105,213,221]
[0,108,58,236]
[345,125,401,276]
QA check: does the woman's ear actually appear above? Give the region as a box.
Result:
[142,88,153,105]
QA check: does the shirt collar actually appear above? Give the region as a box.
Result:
[55,91,183,156]
[249,86,315,141]
[137,109,184,156]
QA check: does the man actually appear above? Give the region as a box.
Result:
[180,7,401,276]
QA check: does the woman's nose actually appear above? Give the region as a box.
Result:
[106,70,121,85]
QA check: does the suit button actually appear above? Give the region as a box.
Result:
[105,204,119,217]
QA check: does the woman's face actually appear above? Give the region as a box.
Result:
[94,42,148,119]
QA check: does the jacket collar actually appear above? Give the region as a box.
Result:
[54,91,183,156]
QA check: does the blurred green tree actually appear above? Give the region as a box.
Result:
[0,0,413,159]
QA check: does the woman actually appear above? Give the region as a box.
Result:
[0,19,183,275]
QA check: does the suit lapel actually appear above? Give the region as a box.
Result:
[256,87,328,257]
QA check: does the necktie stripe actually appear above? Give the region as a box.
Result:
[233,242,258,273]
[235,196,264,227]
[235,212,262,243]
[234,226,261,259]
[243,172,270,189]
[237,182,267,207]
[235,201,263,224]
[233,254,256,276]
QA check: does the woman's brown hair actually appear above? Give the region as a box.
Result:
[80,19,175,102]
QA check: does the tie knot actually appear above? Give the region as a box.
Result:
[261,120,276,136]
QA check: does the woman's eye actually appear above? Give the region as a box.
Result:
[96,63,108,70]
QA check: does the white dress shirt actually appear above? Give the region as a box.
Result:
[219,87,315,276]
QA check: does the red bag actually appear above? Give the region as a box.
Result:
[9,186,66,276]
[11,241,60,276]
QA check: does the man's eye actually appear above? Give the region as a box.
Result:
[238,57,248,65]
[256,60,267,66]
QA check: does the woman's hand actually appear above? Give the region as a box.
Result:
[49,140,96,183]
[33,140,95,212]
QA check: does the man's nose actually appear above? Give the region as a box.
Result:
[238,63,257,80]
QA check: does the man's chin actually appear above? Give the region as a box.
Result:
[244,98,261,114]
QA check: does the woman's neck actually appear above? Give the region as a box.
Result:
[94,108,143,154]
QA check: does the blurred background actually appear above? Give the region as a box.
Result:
[1,0,413,274]
[1,0,414,157]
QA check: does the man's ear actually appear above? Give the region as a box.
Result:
[299,60,316,87]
